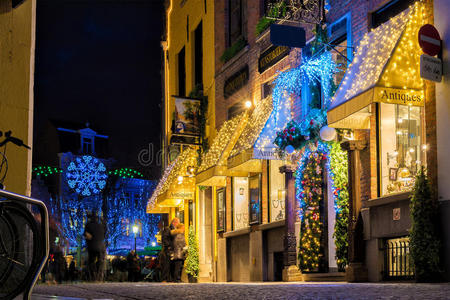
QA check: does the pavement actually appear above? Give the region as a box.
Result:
[31,282,450,300]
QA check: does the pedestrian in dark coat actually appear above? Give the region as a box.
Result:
[171,223,186,283]
[84,213,106,282]
[158,220,172,282]
[127,250,140,282]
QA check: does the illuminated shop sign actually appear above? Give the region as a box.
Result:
[258,45,290,73]
[375,87,424,106]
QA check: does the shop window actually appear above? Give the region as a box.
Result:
[233,177,249,230]
[178,47,186,97]
[81,136,94,154]
[261,80,274,100]
[269,160,285,222]
[370,0,415,29]
[380,103,425,196]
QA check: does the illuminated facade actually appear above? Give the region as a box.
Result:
[0,0,36,195]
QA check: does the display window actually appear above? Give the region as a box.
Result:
[233,177,249,230]
[269,160,285,222]
[379,103,425,195]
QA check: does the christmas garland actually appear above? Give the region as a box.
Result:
[295,141,349,272]
[296,149,327,272]
[274,109,327,152]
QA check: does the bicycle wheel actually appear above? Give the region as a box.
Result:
[0,201,41,300]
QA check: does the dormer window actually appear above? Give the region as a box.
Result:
[82,136,94,154]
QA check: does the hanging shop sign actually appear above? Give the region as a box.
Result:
[224,65,249,98]
[418,24,441,57]
[258,45,290,73]
[420,54,442,82]
[270,24,306,48]
[374,87,424,106]
[172,96,201,136]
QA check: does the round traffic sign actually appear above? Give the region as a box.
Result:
[418,24,441,56]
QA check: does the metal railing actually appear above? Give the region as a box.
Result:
[0,189,49,300]
[384,237,414,280]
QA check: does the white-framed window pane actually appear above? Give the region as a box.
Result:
[233,177,248,230]
[269,160,285,222]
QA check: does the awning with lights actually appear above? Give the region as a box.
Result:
[227,96,273,172]
[196,113,249,186]
[327,4,426,129]
[146,147,198,213]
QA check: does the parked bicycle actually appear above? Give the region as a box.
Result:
[0,130,49,300]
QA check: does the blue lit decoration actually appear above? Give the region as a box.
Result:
[66,155,108,196]
[255,52,336,151]
[105,178,160,253]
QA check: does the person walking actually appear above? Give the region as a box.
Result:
[127,250,140,282]
[158,219,172,282]
[171,223,186,283]
[84,213,106,282]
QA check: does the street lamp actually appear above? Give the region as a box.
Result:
[132,224,139,253]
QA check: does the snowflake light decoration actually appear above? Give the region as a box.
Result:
[66,155,108,196]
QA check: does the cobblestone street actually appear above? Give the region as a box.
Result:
[32,282,450,300]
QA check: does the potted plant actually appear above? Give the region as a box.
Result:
[185,225,199,282]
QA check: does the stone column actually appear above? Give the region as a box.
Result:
[341,140,368,282]
[279,165,302,281]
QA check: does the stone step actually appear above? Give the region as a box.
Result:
[302,272,346,282]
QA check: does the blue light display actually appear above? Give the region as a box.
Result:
[66,155,108,196]
[256,52,336,151]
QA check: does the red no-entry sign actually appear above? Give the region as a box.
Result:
[418,24,441,57]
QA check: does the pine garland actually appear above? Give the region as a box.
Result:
[328,141,349,271]
[298,151,326,272]
[185,225,200,278]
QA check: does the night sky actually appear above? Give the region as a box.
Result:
[34,0,164,178]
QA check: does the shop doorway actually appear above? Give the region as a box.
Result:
[273,251,284,281]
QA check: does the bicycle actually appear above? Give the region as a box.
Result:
[0,130,49,300]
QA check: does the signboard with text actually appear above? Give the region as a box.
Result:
[258,45,290,73]
[224,65,249,98]
[420,54,442,82]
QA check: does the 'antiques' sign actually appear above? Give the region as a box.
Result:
[259,45,290,73]
[374,87,424,106]
[224,65,249,98]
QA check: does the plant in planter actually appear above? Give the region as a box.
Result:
[255,1,287,36]
[185,225,199,282]
[409,167,442,282]
[220,38,246,63]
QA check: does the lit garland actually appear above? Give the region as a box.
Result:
[147,147,198,209]
[65,155,108,196]
[231,96,273,156]
[198,113,247,172]
[331,3,426,109]
[297,147,327,272]
[256,52,336,152]
[295,141,349,271]
[109,168,144,179]
[33,165,62,177]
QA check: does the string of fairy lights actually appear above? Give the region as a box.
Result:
[332,2,426,108]
[230,96,273,156]
[198,113,247,172]
[256,52,336,152]
[33,166,63,177]
[147,147,198,209]
[109,168,144,179]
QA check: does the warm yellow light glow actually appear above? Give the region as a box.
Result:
[245,100,252,108]
[132,225,139,234]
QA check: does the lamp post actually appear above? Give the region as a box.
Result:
[132,225,139,253]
